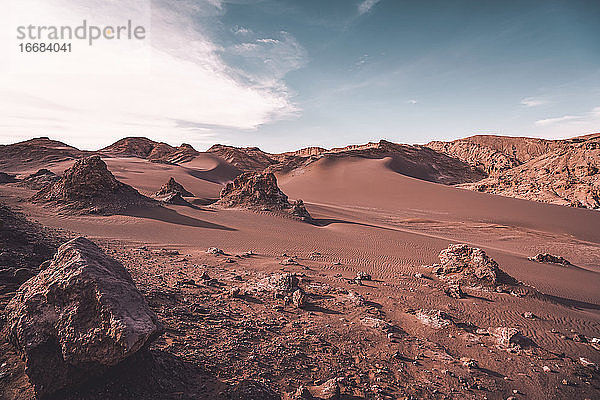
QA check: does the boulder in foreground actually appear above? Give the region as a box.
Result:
[5,237,162,397]
[32,155,153,214]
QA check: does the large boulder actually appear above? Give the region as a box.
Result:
[32,155,153,214]
[5,237,162,397]
[431,244,514,286]
[528,253,571,266]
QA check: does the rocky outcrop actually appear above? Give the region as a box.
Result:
[155,177,194,198]
[5,237,162,397]
[0,204,63,289]
[19,169,60,190]
[215,172,313,220]
[529,253,572,266]
[0,172,16,183]
[430,244,515,286]
[207,144,278,172]
[100,137,199,164]
[32,156,154,214]
[459,136,600,209]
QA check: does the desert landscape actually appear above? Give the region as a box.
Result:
[0,134,599,399]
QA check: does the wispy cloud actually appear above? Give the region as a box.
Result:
[0,0,306,149]
[535,106,600,130]
[520,97,549,107]
[358,0,381,15]
[408,99,418,105]
[535,115,581,126]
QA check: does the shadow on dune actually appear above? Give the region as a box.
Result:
[542,293,600,311]
[309,218,397,233]
[123,207,236,231]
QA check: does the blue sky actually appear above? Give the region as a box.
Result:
[2,0,599,151]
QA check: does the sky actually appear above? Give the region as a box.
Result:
[1,0,599,152]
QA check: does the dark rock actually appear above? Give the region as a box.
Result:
[0,172,16,183]
[291,199,312,221]
[528,253,572,266]
[444,284,465,299]
[216,172,289,210]
[155,177,194,197]
[5,237,162,397]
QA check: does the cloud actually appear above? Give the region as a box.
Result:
[534,106,600,136]
[408,99,418,104]
[358,0,381,15]
[0,0,306,149]
[520,97,549,107]
[535,115,581,126]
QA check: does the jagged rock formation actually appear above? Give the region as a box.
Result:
[19,168,60,190]
[0,137,87,172]
[458,136,600,209]
[32,155,154,214]
[216,172,289,210]
[529,253,572,266]
[100,137,199,164]
[207,144,279,172]
[5,237,162,397]
[430,244,515,286]
[155,177,194,198]
[426,134,572,174]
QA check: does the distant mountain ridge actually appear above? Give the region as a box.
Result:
[2,133,598,209]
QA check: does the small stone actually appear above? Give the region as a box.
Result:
[206,247,225,255]
[292,289,306,308]
[542,365,551,372]
[356,271,372,281]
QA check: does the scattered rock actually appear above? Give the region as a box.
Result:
[460,357,478,369]
[356,271,372,281]
[311,378,340,400]
[281,257,299,266]
[542,365,551,373]
[5,237,162,397]
[291,385,314,400]
[206,247,225,255]
[444,284,465,299]
[522,312,535,319]
[491,327,533,349]
[416,309,452,329]
[258,273,300,293]
[579,357,596,369]
[430,244,515,286]
[528,253,572,266]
